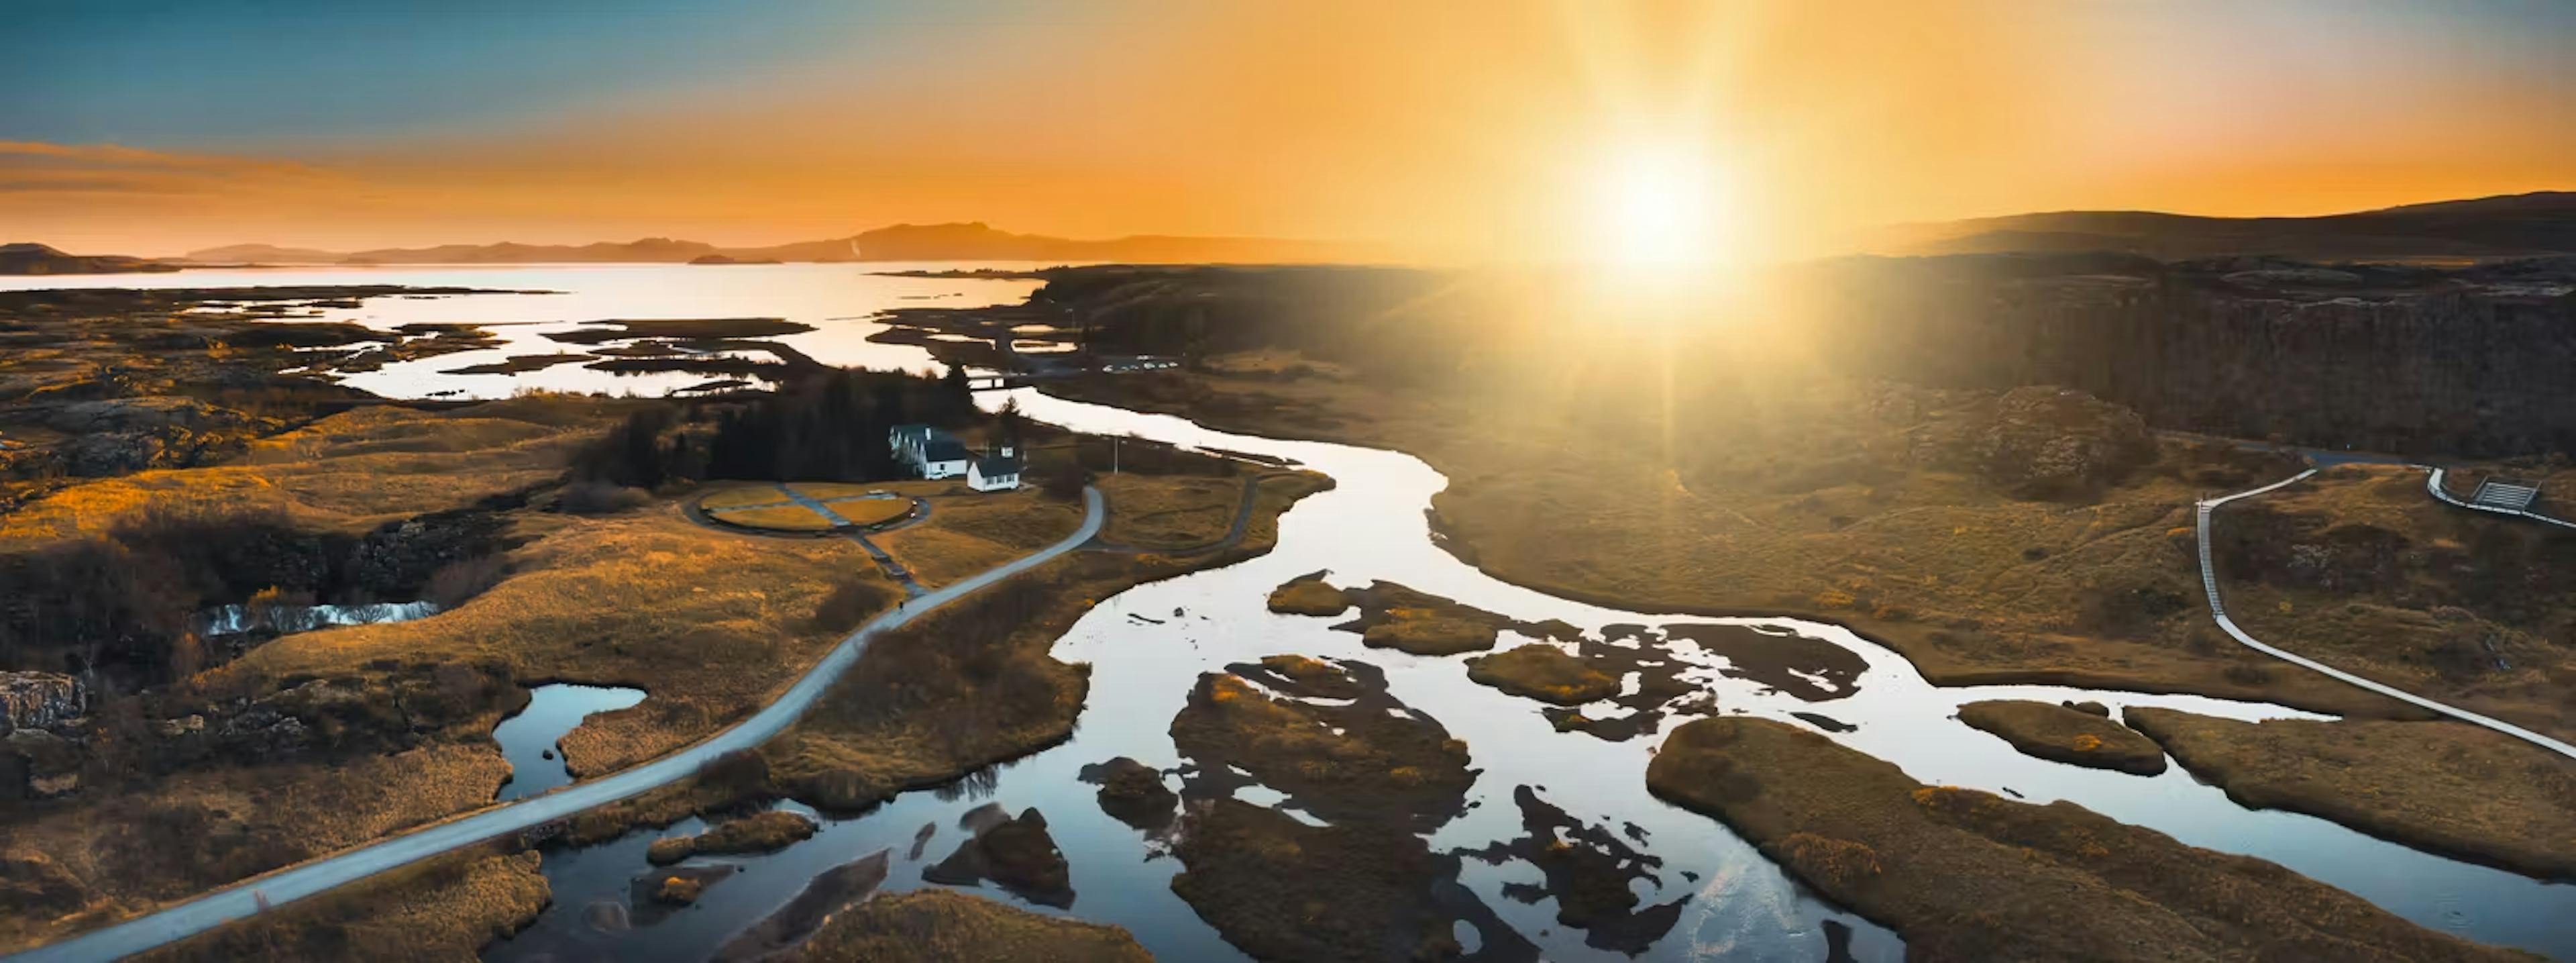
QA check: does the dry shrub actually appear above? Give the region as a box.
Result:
[556,480,651,515]
[1777,832,1883,887]
[423,554,507,608]
[809,576,898,635]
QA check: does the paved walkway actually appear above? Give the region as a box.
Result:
[2424,467,2576,531]
[2196,472,2576,760]
[8,488,1105,963]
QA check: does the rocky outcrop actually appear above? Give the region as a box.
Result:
[1819,255,2576,457]
[38,397,275,476]
[1906,385,2158,499]
[0,672,85,735]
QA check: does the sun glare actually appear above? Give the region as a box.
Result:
[1591,144,1733,268]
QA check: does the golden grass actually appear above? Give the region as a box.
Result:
[216,511,881,774]
[0,401,622,544]
[787,482,885,501]
[1649,717,2524,961]
[822,497,912,526]
[697,483,790,510]
[872,489,1085,587]
[796,889,1150,962]
[134,844,548,963]
[2218,462,2576,740]
[2126,709,2576,879]
[1097,473,1240,548]
[709,503,835,531]
[0,744,511,952]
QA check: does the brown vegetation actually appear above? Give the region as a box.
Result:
[1170,665,1474,829]
[1464,644,1620,705]
[784,889,1148,963]
[1646,717,2528,961]
[644,809,817,864]
[2125,709,2576,880]
[1265,572,1351,615]
[1955,699,2167,775]
[134,842,547,963]
[2213,462,2576,742]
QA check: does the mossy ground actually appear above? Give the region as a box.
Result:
[2127,708,2576,880]
[1955,699,2167,775]
[1647,717,2529,962]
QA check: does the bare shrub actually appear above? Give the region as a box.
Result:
[556,480,651,515]
[423,554,508,609]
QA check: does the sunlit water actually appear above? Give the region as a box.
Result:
[6,268,2561,959]
[0,262,1049,398]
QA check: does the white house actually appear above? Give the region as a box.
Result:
[968,446,1022,492]
[890,423,973,478]
[918,436,972,479]
[889,424,933,463]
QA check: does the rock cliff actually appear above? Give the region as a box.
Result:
[1814,255,2576,457]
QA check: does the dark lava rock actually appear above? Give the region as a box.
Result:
[1079,757,1177,831]
[2063,700,2110,717]
[0,671,85,735]
[922,807,1075,909]
[1931,385,2159,500]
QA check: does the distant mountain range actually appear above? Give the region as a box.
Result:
[184,222,1362,266]
[0,242,179,275]
[1874,191,2576,260]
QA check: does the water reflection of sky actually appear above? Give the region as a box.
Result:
[0,262,1050,399]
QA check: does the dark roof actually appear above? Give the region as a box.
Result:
[922,439,972,462]
[973,455,1020,476]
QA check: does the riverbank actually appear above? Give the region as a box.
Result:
[1038,368,2424,719]
[1646,717,2530,961]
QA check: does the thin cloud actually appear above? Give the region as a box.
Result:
[0,142,340,195]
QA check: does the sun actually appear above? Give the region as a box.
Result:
[1588,143,1734,268]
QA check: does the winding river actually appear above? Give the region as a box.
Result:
[488,387,2576,962]
[10,266,2563,960]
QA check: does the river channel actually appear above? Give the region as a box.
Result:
[486,387,2575,962]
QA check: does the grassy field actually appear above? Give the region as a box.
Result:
[133,842,547,963]
[696,484,792,510]
[1648,717,2526,961]
[2213,462,2576,741]
[2127,709,2576,880]
[791,889,1149,962]
[1094,473,1242,548]
[706,503,835,531]
[870,489,1086,587]
[820,497,912,526]
[0,399,624,543]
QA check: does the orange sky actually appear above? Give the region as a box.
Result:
[6,1,2572,259]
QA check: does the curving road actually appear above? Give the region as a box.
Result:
[2196,472,2576,760]
[9,488,1106,963]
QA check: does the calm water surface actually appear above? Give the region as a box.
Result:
[492,684,649,803]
